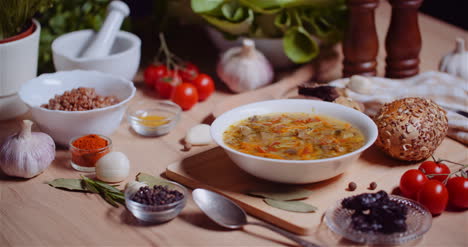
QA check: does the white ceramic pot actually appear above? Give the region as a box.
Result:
[206,28,295,69]
[52,30,141,81]
[0,19,40,119]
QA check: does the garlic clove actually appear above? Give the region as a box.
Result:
[185,124,213,146]
[217,39,274,93]
[347,75,373,95]
[96,151,130,183]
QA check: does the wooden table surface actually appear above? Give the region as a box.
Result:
[1,2,467,246]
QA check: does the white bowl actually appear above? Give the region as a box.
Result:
[210,99,378,184]
[18,70,136,145]
[52,30,141,81]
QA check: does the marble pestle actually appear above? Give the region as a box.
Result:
[80,1,130,58]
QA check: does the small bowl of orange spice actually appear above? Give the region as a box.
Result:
[69,134,112,172]
[127,100,181,137]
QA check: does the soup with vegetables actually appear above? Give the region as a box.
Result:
[223,113,365,160]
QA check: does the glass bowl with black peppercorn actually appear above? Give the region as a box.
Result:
[125,181,187,223]
[325,191,432,245]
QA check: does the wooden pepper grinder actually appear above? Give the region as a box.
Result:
[385,0,423,78]
[343,0,379,77]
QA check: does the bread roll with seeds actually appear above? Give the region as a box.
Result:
[374,97,448,161]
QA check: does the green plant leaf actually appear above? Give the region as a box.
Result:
[253,13,282,37]
[201,8,254,35]
[274,10,292,32]
[47,178,88,192]
[136,172,172,187]
[191,0,225,14]
[247,188,313,201]
[264,199,317,213]
[221,2,246,22]
[283,26,319,63]
[239,0,337,12]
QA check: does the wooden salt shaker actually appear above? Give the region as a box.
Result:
[343,0,379,77]
[385,0,423,78]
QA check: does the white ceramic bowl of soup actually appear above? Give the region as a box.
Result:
[18,70,136,146]
[210,99,378,184]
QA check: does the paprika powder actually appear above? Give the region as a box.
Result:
[69,134,112,172]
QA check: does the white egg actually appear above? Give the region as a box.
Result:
[96,152,130,183]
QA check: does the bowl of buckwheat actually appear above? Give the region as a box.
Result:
[18,70,136,145]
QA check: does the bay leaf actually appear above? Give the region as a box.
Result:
[264,199,317,213]
[247,188,313,201]
[47,178,88,192]
[136,172,171,187]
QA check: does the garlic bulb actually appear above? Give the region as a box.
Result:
[217,39,274,93]
[96,151,130,183]
[0,120,55,178]
[439,38,468,80]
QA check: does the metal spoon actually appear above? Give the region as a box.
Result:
[192,188,321,247]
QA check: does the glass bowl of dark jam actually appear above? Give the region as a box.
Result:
[325,191,432,245]
[125,181,187,223]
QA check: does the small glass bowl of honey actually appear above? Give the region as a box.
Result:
[127,100,181,136]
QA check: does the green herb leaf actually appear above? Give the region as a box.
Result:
[283,26,319,63]
[264,199,317,213]
[101,191,119,208]
[47,178,88,192]
[136,172,172,187]
[92,180,123,194]
[247,188,313,201]
[81,177,100,194]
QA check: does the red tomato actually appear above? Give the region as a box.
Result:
[155,70,182,99]
[418,161,450,182]
[400,169,429,199]
[179,63,199,82]
[171,83,198,110]
[191,74,215,101]
[417,180,448,215]
[144,64,167,87]
[446,176,468,209]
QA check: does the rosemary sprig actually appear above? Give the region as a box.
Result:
[48,177,125,208]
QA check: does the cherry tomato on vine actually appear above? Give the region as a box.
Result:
[446,176,468,209]
[418,161,450,182]
[155,70,182,99]
[144,64,167,88]
[179,63,199,82]
[171,83,198,110]
[191,74,215,101]
[400,169,428,199]
[417,180,448,215]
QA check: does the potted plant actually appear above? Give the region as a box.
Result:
[190,0,347,68]
[0,0,52,120]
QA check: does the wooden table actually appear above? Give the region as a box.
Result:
[1,2,467,246]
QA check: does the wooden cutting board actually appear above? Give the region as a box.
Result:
[165,139,468,235]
